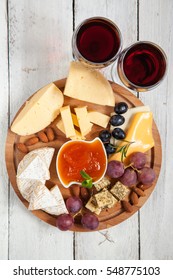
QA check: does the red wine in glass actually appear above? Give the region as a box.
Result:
[117,41,167,91]
[72,17,122,68]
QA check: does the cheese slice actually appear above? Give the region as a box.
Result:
[28,185,57,210]
[64,61,115,106]
[43,185,68,215]
[17,154,50,181]
[88,111,110,128]
[74,106,93,137]
[11,83,64,136]
[56,119,85,140]
[60,106,76,138]
[71,113,79,127]
[109,112,154,162]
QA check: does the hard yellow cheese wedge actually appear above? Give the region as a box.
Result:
[109,112,154,162]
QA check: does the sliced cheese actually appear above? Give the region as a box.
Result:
[71,113,79,127]
[56,119,85,140]
[11,83,64,136]
[28,185,57,210]
[60,106,76,138]
[17,154,50,181]
[74,106,93,137]
[64,61,115,106]
[109,112,154,162]
[88,111,110,128]
[43,185,68,215]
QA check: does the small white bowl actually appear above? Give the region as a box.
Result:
[56,137,107,188]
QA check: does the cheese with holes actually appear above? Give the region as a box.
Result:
[28,184,57,210]
[60,106,76,138]
[109,112,154,162]
[43,185,68,215]
[11,83,64,136]
[64,61,115,106]
[74,107,93,137]
[88,111,110,128]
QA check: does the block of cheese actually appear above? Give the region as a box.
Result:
[11,83,64,136]
[56,119,85,140]
[74,106,93,137]
[88,111,110,128]
[43,185,68,215]
[16,147,55,201]
[17,154,50,181]
[60,106,76,138]
[28,185,58,210]
[64,61,115,106]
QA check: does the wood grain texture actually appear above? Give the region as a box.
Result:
[139,0,173,259]
[74,0,139,260]
[5,79,161,233]
[8,0,74,260]
[0,0,9,260]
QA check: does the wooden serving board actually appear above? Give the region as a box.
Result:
[5,79,162,232]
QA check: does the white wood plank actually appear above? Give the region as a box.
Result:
[8,0,74,260]
[139,0,173,259]
[74,0,139,260]
[0,0,9,260]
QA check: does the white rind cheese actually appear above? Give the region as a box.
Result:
[11,83,64,135]
[43,185,68,215]
[64,61,115,106]
[28,185,58,210]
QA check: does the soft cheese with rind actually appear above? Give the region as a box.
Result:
[11,83,64,135]
[28,185,58,210]
[64,62,115,106]
[43,185,68,215]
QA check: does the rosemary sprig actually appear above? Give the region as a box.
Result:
[80,170,93,189]
[114,140,135,162]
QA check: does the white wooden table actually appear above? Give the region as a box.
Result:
[0,0,172,260]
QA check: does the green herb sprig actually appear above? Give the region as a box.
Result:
[80,170,93,189]
[114,140,135,162]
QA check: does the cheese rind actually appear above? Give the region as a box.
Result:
[11,83,64,135]
[64,61,115,106]
[74,106,92,137]
[88,111,110,128]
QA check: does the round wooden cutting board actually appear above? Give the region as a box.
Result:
[5,79,162,232]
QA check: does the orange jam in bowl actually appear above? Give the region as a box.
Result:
[56,137,107,188]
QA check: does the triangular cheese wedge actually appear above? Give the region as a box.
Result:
[43,185,68,215]
[29,147,55,169]
[28,185,57,210]
[64,61,115,106]
[17,178,44,202]
[17,154,50,181]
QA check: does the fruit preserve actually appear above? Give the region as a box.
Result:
[57,138,107,187]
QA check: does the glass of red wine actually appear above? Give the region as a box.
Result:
[72,17,122,68]
[112,41,167,91]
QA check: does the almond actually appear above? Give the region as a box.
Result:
[80,187,90,202]
[16,143,28,153]
[130,191,139,205]
[133,187,146,197]
[25,137,39,146]
[37,131,48,143]
[122,200,133,213]
[139,184,152,191]
[70,184,80,197]
[46,127,55,141]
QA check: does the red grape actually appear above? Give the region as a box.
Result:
[119,167,137,187]
[66,196,83,213]
[129,152,147,169]
[138,167,156,185]
[81,213,99,230]
[56,214,74,231]
[106,160,124,178]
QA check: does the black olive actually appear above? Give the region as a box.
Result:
[99,130,111,143]
[114,102,128,114]
[109,114,125,126]
[112,128,126,139]
[104,143,116,155]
